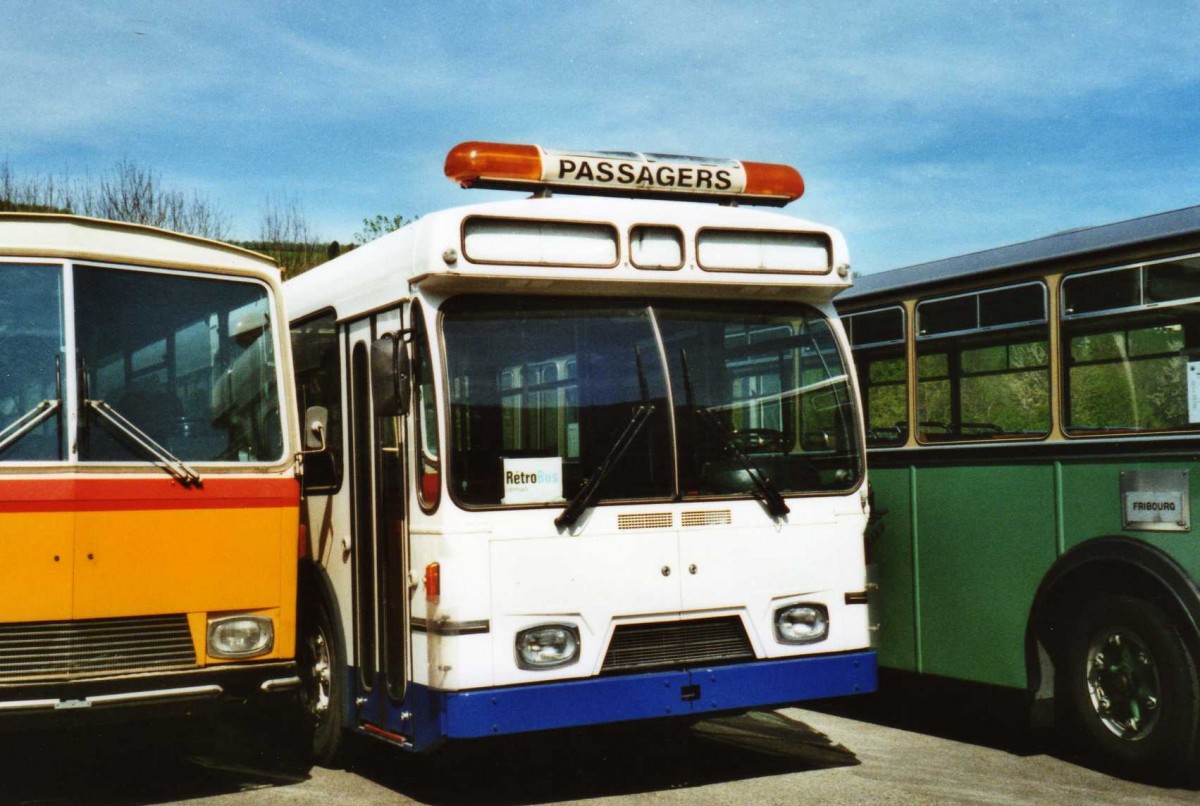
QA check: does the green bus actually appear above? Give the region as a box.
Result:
[839,205,1200,781]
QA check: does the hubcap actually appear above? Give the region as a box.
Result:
[1085,627,1161,740]
[304,627,332,722]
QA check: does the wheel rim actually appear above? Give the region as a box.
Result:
[1085,627,1161,740]
[304,626,332,723]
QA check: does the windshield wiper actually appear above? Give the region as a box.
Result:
[85,398,202,487]
[680,349,789,519]
[556,347,655,530]
[0,399,61,456]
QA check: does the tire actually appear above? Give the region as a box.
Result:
[1060,595,1199,782]
[298,600,348,767]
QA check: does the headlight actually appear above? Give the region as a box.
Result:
[515,624,580,669]
[207,615,275,658]
[774,604,829,644]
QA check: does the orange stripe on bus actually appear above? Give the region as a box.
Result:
[0,477,299,513]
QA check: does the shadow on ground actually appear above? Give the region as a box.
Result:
[0,710,855,804]
[348,710,858,805]
[810,670,1053,756]
[0,711,311,805]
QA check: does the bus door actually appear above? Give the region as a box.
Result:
[345,309,410,726]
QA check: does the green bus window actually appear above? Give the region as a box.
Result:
[1064,321,1196,435]
[846,306,908,448]
[1062,257,1200,436]
[917,352,952,438]
[915,282,1049,442]
[863,355,907,446]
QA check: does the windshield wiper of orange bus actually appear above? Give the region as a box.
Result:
[84,398,202,487]
[555,347,656,531]
[0,398,61,456]
[680,349,789,520]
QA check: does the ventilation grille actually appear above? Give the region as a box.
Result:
[601,616,755,674]
[681,509,732,527]
[0,615,198,683]
[617,512,673,530]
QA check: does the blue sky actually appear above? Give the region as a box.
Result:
[5,1,1200,274]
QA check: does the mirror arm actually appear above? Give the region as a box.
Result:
[299,421,327,455]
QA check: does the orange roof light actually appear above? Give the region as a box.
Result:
[742,161,805,203]
[445,141,541,188]
[444,141,804,206]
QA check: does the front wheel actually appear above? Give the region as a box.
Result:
[1061,595,1200,782]
[298,601,347,767]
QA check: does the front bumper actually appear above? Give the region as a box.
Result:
[426,650,875,742]
[0,661,299,728]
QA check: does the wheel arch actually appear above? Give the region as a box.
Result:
[1025,535,1200,710]
[299,557,353,729]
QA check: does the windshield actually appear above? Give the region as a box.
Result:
[443,296,860,508]
[656,303,861,497]
[76,266,283,463]
[0,264,65,461]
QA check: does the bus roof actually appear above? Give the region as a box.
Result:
[286,195,850,322]
[0,213,278,275]
[842,203,1200,305]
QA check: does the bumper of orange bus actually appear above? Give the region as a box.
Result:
[0,661,299,728]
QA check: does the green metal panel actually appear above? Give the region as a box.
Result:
[870,452,1200,692]
[913,464,1057,689]
[1060,458,1200,578]
[867,466,917,671]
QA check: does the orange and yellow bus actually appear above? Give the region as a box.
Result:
[0,214,301,721]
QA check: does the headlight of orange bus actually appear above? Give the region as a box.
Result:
[207,615,275,658]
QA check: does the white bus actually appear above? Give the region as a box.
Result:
[286,142,875,761]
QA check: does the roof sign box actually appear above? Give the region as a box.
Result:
[444,141,804,206]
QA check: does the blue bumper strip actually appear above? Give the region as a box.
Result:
[433,650,875,740]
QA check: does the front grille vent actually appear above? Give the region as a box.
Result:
[601,616,755,674]
[681,509,732,527]
[617,512,673,530]
[0,615,198,683]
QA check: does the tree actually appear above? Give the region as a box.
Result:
[0,160,73,214]
[355,213,411,244]
[0,158,230,239]
[254,194,326,279]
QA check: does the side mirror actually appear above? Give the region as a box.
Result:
[303,406,329,451]
[371,334,411,418]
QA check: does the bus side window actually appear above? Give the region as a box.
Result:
[412,305,441,511]
[845,306,908,448]
[861,353,908,446]
[292,311,343,492]
[1062,259,1200,436]
[913,282,1050,442]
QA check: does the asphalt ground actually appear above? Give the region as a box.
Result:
[2,679,1198,804]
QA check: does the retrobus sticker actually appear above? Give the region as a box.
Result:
[502,456,564,505]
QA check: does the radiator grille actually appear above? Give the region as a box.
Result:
[0,615,198,683]
[601,616,755,674]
